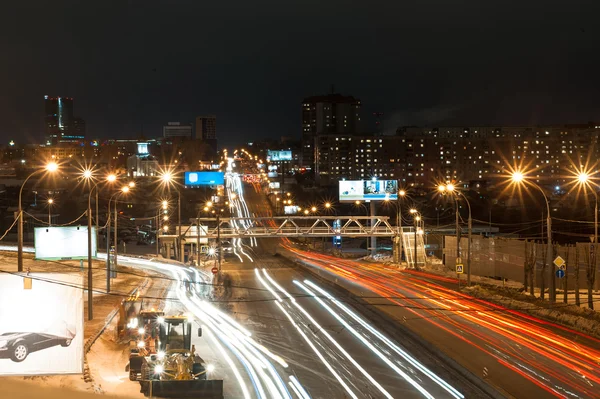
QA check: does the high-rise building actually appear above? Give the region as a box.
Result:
[196,115,217,151]
[301,92,361,171]
[163,122,193,139]
[44,95,84,144]
[195,115,216,140]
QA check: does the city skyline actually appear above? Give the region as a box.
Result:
[2,1,600,146]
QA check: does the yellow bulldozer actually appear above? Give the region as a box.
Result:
[130,314,223,399]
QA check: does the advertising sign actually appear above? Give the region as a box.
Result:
[0,273,83,375]
[184,171,225,187]
[267,150,292,162]
[269,182,281,189]
[34,226,97,260]
[284,205,300,215]
[339,179,398,202]
[267,172,278,178]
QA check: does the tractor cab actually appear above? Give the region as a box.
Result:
[158,316,195,351]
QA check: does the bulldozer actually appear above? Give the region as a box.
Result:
[135,314,224,399]
[127,309,166,381]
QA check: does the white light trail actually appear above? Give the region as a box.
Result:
[263,271,392,399]
[302,280,464,399]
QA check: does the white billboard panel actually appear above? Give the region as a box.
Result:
[0,273,83,375]
[339,180,399,202]
[269,182,280,189]
[35,226,97,260]
[284,205,300,215]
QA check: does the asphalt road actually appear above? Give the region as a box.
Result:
[235,169,600,399]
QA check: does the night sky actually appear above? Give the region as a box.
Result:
[2,1,600,146]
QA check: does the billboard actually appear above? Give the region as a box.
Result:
[267,150,292,162]
[35,226,97,260]
[339,180,398,202]
[267,172,278,178]
[0,273,83,375]
[269,182,280,189]
[284,205,300,215]
[184,171,225,187]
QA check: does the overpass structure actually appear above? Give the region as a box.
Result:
[160,216,427,267]
[189,216,397,238]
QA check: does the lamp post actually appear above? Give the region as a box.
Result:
[83,171,117,320]
[576,172,597,309]
[439,183,473,285]
[47,198,54,226]
[511,171,554,302]
[106,185,131,293]
[160,172,182,262]
[18,162,58,272]
[409,208,420,269]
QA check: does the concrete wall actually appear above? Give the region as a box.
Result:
[443,235,600,290]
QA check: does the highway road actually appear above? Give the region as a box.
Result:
[230,158,600,399]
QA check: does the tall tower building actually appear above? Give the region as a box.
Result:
[44,95,85,144]
[195,115,217,151]
[301,91,361,170]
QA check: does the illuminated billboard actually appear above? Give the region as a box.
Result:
[267,150,292,161]
[269,182,280,189]
[0,273,83,375]
[184,171,224,187]
[339,179,398,202]
[34,226,97,260]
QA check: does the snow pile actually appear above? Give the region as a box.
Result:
[360,253,394,264]
[464,285,600,339]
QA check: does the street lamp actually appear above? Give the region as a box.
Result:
[47,198,54,226]
[576,172,598,309]
[410,209,421,269]
[105,185,131,294]
[441,183,473,285]
[18,162,59,272]
[160,172,182,261]
[511,170,554,302]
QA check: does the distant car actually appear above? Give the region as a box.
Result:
[0,331,73,362]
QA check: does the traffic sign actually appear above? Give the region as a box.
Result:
[200,245,209,254]
[456,264,464,274]
[556,269,565,278]
[456,257,462,265]
[211,267,218,274]
[553,256,565,268]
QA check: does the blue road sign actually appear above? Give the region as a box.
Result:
[556,269,565,278]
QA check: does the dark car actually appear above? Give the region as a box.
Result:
[0,331,74,362]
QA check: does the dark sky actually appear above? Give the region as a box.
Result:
[2,0,600,146]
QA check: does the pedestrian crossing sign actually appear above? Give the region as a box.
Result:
[456,264,464,274]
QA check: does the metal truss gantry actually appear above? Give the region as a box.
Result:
[182,216,398,239]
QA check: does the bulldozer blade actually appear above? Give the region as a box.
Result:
[142,379,224,398]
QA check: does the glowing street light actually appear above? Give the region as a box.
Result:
[18,162,59,272]
[509,170,554,301]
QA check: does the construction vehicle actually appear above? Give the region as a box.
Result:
[135,315,224,398]
[127,309,166,381]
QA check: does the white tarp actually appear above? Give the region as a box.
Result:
[34,226,97,260]
[0,273,84,375]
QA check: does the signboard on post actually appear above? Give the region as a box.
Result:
[456,264,464,274]
[0,273,83,375]
[553,256,565,268]
[34,226,96,260]
[211,267,218,274]
[339,179,399,202]
[184,171,224,188]
[267,150,292,161]
[556,269,565,278]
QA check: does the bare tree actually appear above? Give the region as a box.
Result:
[563,244,570,304]
[586,243,597,310]
[539,241,547,300]
[575,244,580,307]
[524,240,536,297]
